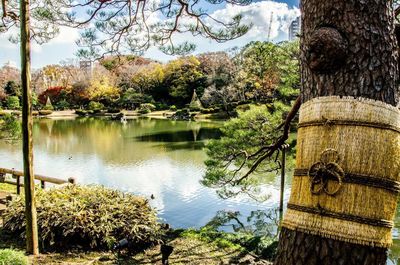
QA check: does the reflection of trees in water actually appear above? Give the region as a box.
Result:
[203,209,281,259]
[206,209,280,239]
[135,128,222,143]
[30,117,221,166]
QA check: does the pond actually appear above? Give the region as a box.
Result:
[0,117,399,264]
[0,117,292,229]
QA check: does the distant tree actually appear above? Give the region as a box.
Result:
[163,56,206,106]
[198,52,238,108]
[4,80,21,97]
[86,67,120,105]
[38,86,66,105]
[70,81,90,108]
[119,88,154,110]
[0,65,20,92]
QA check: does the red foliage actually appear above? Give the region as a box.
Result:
[38,86,65,104]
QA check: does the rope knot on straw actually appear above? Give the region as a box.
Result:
[308,149,344,196]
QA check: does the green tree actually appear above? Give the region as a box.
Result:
[4,80,21,97]
[6,96,20,110]
[163,56,206,106]
[235,41,300,103]
[119,88,154,110]
[198,52,238,108]
[203,102,295,199]
[0,114,21,140]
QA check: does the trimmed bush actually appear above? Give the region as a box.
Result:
[138,103,156,114]
[0,249,28,265]
[155,102,168,110]
[3,185,161,251]
[200,108,215,114]
[189,106,201,112]
[107,108,121,114]
[38,110,53,116]
[75,109,87,116]
[169,105,177,111]
[6,96,20,110]
[88,101,104,111]
[55,100,70,110]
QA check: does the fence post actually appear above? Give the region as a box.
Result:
[40,180,45,189]
[15,175,20,195]
[68,177,76,184]
[0,173,5,183]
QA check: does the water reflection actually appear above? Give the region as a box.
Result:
[135,128,222,143]
[204,209,280,259]
[0,117,291,230]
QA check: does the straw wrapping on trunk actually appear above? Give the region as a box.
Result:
[282,96,400,248]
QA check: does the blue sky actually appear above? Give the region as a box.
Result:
[0,0,299,69]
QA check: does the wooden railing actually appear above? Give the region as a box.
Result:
[0,168,75,195]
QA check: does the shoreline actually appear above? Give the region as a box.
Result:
[0,109,227,121]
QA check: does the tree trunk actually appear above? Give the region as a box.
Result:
[274,0,399,264]
[20,0,39,255]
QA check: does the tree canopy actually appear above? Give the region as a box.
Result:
[1,0,252,58]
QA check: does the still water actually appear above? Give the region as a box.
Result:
[0,117,292,228]
[0,117,399,263]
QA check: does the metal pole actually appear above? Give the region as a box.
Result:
[20,0,39,255]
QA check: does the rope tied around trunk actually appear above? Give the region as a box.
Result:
[309,149,344,196]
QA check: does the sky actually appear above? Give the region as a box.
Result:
[0,0,299,69]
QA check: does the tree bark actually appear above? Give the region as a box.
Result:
[275,0,399,264]
[20,0,39,255]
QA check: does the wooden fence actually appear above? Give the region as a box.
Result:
[0,168,75,194]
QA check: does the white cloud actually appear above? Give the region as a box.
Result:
[209,1,300,42]
[145,1,300,59]
[49,26,80,44]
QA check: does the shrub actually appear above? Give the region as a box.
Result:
[235,104,251,112]
[200,108,215,114]
[138,103,156,114]
[155,102,168,110]
[189,106,201,112]
[75,109,87,116]
[169,105,177,111]
[88,101,104,111]
[38,110,53,116]
[0,249,28,265]
[107,108,121,114]
[0,114,21,139]
[3,185,161,251]
[6,96,20,110]
[55,100,70,110]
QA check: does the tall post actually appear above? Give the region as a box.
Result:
[279,144,287,214]
[20,0,39,255]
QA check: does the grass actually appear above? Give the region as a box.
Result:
[0,183,17,193]
[28,231,271,265]
[0,228,272,264]
[0,249,28,265]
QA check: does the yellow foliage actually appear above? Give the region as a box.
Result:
[87,75,119,101]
